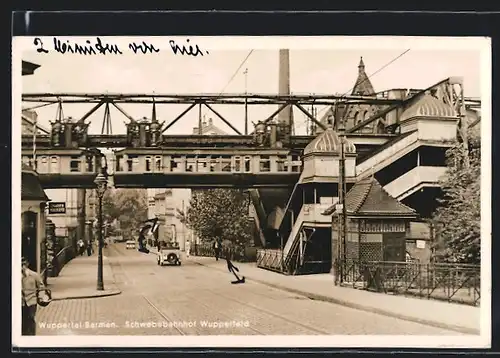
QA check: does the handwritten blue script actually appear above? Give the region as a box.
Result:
[33,37,210,57]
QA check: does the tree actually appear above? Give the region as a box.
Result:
[431,130,481,264]
[177,189,252,245]
[101,188,149,239]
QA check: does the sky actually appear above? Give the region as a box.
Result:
[20,40,483,136]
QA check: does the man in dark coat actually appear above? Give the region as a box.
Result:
[212,237,222,261]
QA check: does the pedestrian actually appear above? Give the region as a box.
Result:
[86,240,92,256]
[213,237,222,261]
[185,240,191,258]
[77,239,85,256]
[21,257,44,335]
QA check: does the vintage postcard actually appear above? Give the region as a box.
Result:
[12,35,491,349]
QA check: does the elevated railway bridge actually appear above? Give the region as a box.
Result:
[21,91,403,188]
[20,78,481,274]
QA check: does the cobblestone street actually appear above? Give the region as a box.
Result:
[36,243,467,336]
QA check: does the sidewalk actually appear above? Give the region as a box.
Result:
[190,256,480,335]
[44,250,121,301]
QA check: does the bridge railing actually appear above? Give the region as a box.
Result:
[335,259,480,306]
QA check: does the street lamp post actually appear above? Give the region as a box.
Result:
[94,168,108,291]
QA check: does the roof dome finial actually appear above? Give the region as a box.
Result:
[358,56,365,69]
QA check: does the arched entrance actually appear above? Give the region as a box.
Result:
[22,211,38,271]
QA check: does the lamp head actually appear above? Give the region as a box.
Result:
[94,172,108,197]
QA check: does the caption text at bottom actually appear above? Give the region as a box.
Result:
[39,320,251,329]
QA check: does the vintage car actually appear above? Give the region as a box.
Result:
[157,241,181,266]
[126,240,136,249]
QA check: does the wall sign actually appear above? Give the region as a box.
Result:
[48,202,66,214]
[359,220,406,233]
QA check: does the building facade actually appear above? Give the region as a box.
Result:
[21,60,48,274]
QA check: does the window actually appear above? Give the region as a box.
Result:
[221,156,231,172]
[259,155,270,172]
[353,111,359,123]
[276,155,287,172]
[155,156,162,172]
[291,155,301,172]
[70,156,80,172]
[210,158,218,172]
[170,156,178,171]
[170,155,183,172]
[39,156,48,173]
[126,157,133,172]
[186,156,196,172]
[145,156,152,172]
[244,156,251,172]
[197,157,209,172]
[50,156,59,173]
[233,156,241,172]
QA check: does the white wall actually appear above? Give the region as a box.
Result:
[400,117,458,141]
[45,188,79,230]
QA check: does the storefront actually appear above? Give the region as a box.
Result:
[21,164,49,273]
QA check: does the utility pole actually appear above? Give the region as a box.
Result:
[338,121,347,284]
[198,104,203,135]
[244,68,248,135]
[32,116,37,171]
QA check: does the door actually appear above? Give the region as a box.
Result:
[382,232,406,262]
[22,211,38,271]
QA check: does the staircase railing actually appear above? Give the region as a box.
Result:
[283,205,308,258]
[248,189,268,245]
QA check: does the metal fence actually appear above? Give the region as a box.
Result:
[336,259,480,306]
[193,242,257,262]
[41,245,76,280]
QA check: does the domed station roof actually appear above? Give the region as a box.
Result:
[303,128,356,156]
[400,93,457,122]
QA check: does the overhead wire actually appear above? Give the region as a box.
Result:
[203,49,254,134]
[217,50,254,98]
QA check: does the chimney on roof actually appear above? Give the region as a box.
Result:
[208,118,213,126]
[277,49,293,131]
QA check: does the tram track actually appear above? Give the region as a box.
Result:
[111,245,266,335]
[201,287,331,335]
[110,244,330,335]
[142,260,325,335]
[107,245,187,335]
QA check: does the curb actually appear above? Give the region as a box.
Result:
[52,289,122,301]
[193,259,479,335]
